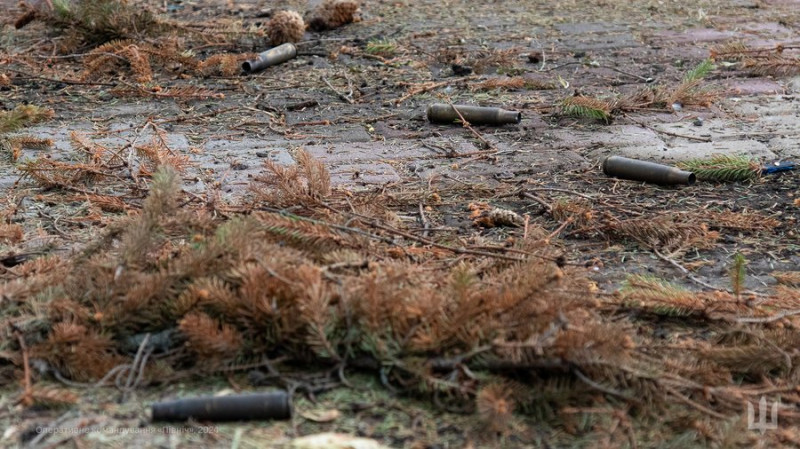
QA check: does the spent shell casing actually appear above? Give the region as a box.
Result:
[427,104,521,126]
[242,43,297,73]
[151,391,291,422]
[602,156,696,185]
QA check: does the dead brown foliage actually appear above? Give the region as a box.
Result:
[81,39,199,82]
[711,41,800,77]
[469,77,525,91]
[4,150,800,440]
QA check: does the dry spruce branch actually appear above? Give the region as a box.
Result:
[711,41,800,77]
[16,0,163,48]
[5,149,800,445]
[0,105,55,133]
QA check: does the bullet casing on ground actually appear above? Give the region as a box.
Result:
[427,104,522,126]
[151,391,291,422]
[242,43,297,73]
[602,156,696,185]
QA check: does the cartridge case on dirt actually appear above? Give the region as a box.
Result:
[427,104,522,126]
[242,43,297,73]
[602,156,696,185]
[151,391,291,422]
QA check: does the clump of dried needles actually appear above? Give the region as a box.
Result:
[15,0,163,49]
[2,140,800,449]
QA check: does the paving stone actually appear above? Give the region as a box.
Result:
[555,22,630,35]
[204,138,288,158]
[596,139,776,162]
[328,162,402,186]
[768,137,800,158]
[508,148,591,173]
[736,22,794,37]
[318,124,374,143]
[192,139,295,196]
[89,101,182,120]
[785,76,800,94]
[729,96,800,116]
[559,33,640,52]
[723,78,785,96]
[727,0,759,7]
[304,141,433,164]
[285,105,399,126]
[549,125,665,150]
[371,121,426,140]
[647,120,737,142]
[17,122,95,154]
[648,28,741,46]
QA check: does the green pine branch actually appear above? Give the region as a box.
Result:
[677,155,761,182]
[684,59,714,82]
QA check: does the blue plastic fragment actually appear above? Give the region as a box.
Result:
[762,161,797,175]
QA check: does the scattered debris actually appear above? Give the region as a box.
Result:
[151,391,291,422]
[427,104,521,125]
[557,59,719,123]
[603,156,696,185]
[242,43,298,74]
[469,203,523,228]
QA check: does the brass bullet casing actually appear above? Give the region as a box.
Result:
[602,156,696,185]
[427,104,522,126]
[152,391,291,422]
[242,43,298,74]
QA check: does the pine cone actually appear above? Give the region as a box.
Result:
[307,0,360,32]
[268,10,305,46]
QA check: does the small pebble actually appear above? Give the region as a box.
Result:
[671,102,683,112]
[693,118,703,126]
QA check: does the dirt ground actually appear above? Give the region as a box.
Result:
[2,0,800,447]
